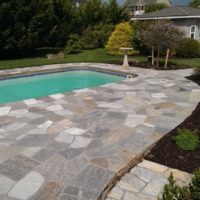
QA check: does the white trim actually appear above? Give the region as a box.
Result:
[190,25,196,39]
[131,15,200,20]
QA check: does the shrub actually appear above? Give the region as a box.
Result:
[80,24,114,50]
[190,168,200,199]
[176,38,200,58]
[160,168,200,200]
[132,20,153,55]
[173,128,199,151]
[159,173,190,200]
[65,34,81,54]
[105,22,137,55]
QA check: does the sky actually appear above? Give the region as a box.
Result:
[117,0,191,5]
[172,0,191,5]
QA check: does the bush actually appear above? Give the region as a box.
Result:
[160,168,200,200]
[132,21,153,55]
[106,22,137,55]
[190,168,200,199]
[79,24,114,50]
[159,173,191,200]
[173,128,199,151]
[176,38,200,58]
[65,34,81,54]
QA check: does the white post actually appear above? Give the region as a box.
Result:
[123,53,129,69]
[119,47,133,70]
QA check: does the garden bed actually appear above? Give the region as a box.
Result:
[128,60,188,70]
[146,74,200,173]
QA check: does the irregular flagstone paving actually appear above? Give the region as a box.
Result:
[106,159,192,200]
[0,63,199,200]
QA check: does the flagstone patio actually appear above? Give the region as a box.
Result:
[106,159,192,200]
[0,63,199,200]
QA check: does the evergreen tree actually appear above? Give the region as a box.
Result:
[190,0,200,8]
[106,22,136,55]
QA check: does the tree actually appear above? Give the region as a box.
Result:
[0,0,76,58]
[145,3,169,13]
[79,23,114,49]
[190,0,200,8]
[104,0,129,24]
[141,20,183,68]
[78,0,106,30]
[106,22,136,55]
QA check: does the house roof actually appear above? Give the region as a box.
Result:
[131,6,200,20]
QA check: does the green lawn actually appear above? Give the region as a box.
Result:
[0,48,199,70]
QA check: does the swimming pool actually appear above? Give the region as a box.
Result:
[0,70,125,104]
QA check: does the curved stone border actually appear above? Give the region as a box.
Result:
[0,63,199,200]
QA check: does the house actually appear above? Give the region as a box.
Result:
[124,0,172,16]
[131,6,200,41]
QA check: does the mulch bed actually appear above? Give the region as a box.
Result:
[146,74,200,173]
[110,60,188,70]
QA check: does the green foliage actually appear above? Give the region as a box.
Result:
[0,0,76,58]
[160,173,185,200]
[104,0,129,24]
[65,34,81,54]
[145,3,169,13]
[190,168,200,199]
[141,20,183,67]
[176,38,200,58]
[78,0,106,29]
[190,0,200,8]
[160,169,200,200]
[173,128,199,151]
[132,21,152,55]
[142,20,183,52]
[0,0,128,59]
[106,22,137,55]
[79,24,114,50]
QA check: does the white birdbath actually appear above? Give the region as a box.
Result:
[120,47,133,69]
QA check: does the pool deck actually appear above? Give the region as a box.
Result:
[0,63,199,200]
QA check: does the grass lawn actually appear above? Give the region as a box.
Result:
[0,48,199,70]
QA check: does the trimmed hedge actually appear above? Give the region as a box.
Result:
[176,38,200,58]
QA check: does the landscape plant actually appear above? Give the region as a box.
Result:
[173,128,199,151]
[132,20,152,56]
[65,34,81,54]
[189,168,200,199]
[79,24,114,50]
[190,0,200,8]
[176,38,200,58]
[0,0,128,59]
[106,22,137,55]
[141,20,183,68]
[160,168,200,200]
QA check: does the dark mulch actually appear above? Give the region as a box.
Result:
[187,73,200,86]
[146,74,200,173]
[110,60,188,70]
[129,60,187,70]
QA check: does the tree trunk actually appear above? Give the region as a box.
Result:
[156,49,160,68]
[152,46,154,66]
[165,48,170,69]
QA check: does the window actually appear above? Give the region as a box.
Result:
[199,26,200,38]
[139,6,144,11]
[190,26,196,39]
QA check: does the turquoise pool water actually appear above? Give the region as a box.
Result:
[0,70,124,104]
